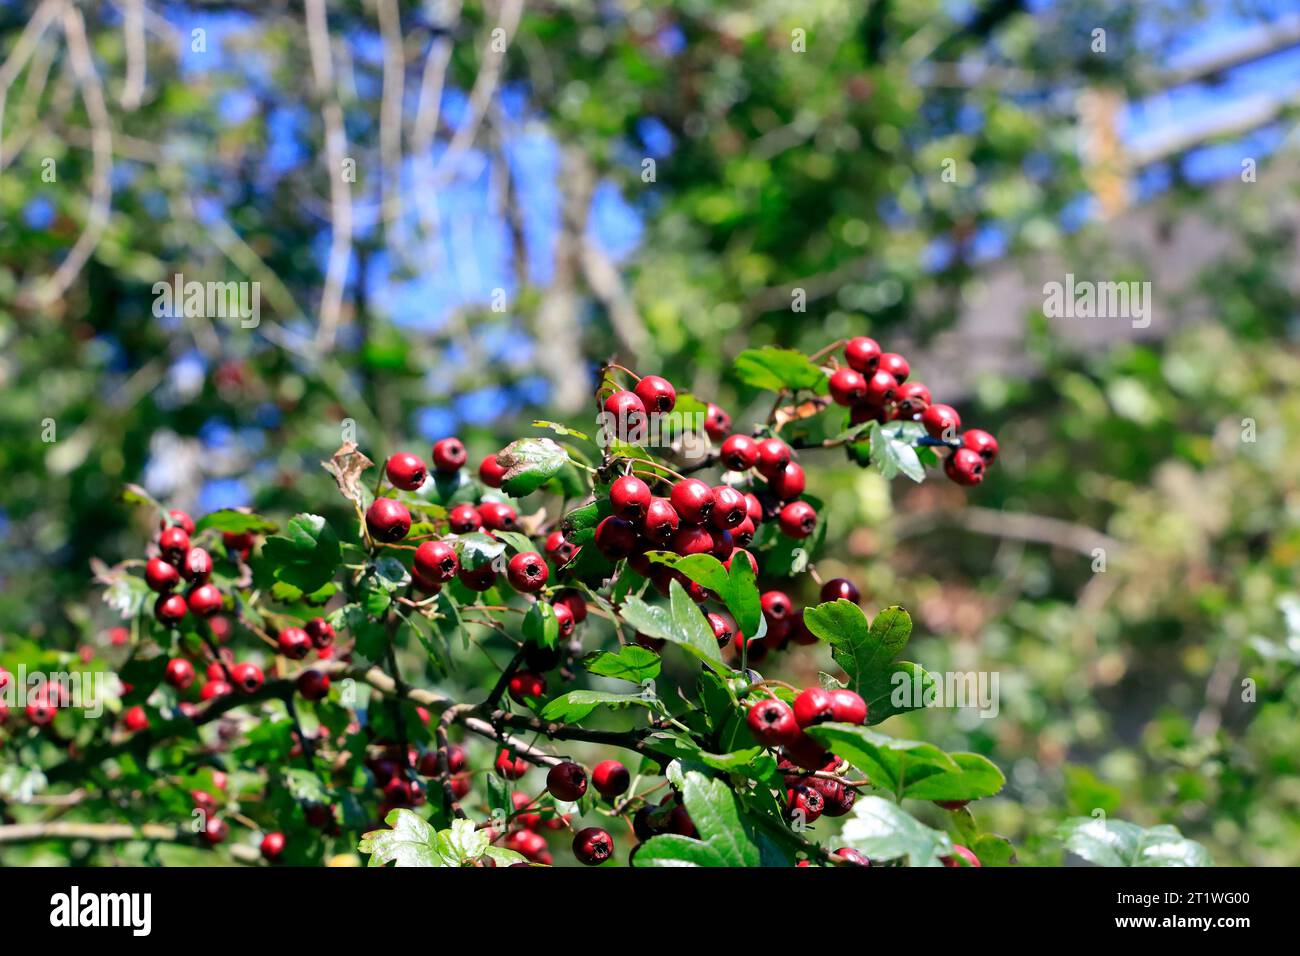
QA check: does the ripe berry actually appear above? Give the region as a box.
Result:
[479,454,507,487]
[552,588,588,624]
[704,403,730,440]
[431,437,468,474]
[594,516,638,559]
[158,527,191,565]
[745,493,763,523]
[297,669,330,701]
[223,530,255,557]
[733,517,756,547]
[505,829,547,861]
[784,732,833,770]
[820,780,859,817]
[187,583,223,618]
[850,402,886,426]
[943,845,982,867]
[760,591,792,622]
[711,486,747,529]
[829,367,868,406]
[592,760,630,798]
[863,369,898,405]
[146,557,181,593]
[768,463,806,501]
[155,592,188,626]
[878,352,910,383]
[672,525,714,557]
[944,448,985,486]
[260,832,287,862]
[124,705,150,733]
[793,687,836,728]
[835,847,870,866]
[458,563,497,592]
[305,617,335,648]
[507,552,549,593]
[641,497,679,543]
[551,601,576,639]
[410,543,456,587]
[366,498,411,542]
[747,698,800,748]
[161,509,196,535]
[572,827,614,866]
[478,501,519,532]
[202,817,229,845]
[844,336,882,374]
[634,375,676,414]
[165,658,195,690]
[962,428,999,464]
[182,548,213,584]
[26,697,55,725]
[495,749,529,780]
[830,688,868,725]
[278,626,311,660]
[386,452,428,490]
[820,577,861,604]
[670,478,715,524]
[508,671,546,703]
[710,529,735,561]
[707,612,735,649]
[754,438,792,478]
[229,662,264,695]
[603,390,647,432]
[544,530,579,565]
[720,434,759,471]
[200,679,233,700]
[787,783,824,822]
[921,403,961,440]
[895,381,931,416]
[546,761,588,802]
[778,500,817,539]
[610,475,653,521]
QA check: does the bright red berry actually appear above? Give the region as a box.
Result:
[200,679,233,701]
[187,583,223,618]
[508,671,546,703]
[760,590,792,621]
[610,475,653,521]
[829,367,867,406]
[844,337,882,374]
[297,669,330,701]
[572,827,614,865]
[158,527,191,565]
[223,530,255,557]
[634,375,676,414]
[414,540,460,582]
[835,846,870,866]
[124,705,150,733]
[386,452,428,490]
[820,578,861,604]
[552,588,588,624]
[778,500,817,538]
[478,501,519,532]
[641,497,679,543]
[161,509,196,535]
[594,516,638,559]
[146,556,181,593]
[592,760,630,798]
[895,381,932,416]
[366,498,411,542]
[710,485,747,530]
[260,832,287,862]
[793,687,836,728]
[431,437,467,474]
[745,494,763,523]
[704,403,731,440]
[603,390,647,432]
[830,688,868,725]
[546,761,588,802]
[747,698,800,748]
[962,429,999,464]
[278,626,311,660]
[202,817,229,845]
[944,448,985,486]
[181,548,213,584]
[732,517,756,547]
[787,782,824,822]
[165,658,195,690]
[784,731,833,770]
[448,503,482,533]
[878,352,910,383]
[768,463,806,501]
[544,530,579,565]
[495,749,529,780]
[551,601,576,638]
[229,662,264,695]
[507,552,549,592]
[479,453,508,487]
[754,438,792,479]
[921,403,962,439]
[863,369,898,405]
[720,434,759,471]
[670,478,715,524]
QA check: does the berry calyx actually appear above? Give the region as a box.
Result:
[747,698,800,748]
[366,498,411,542]
[592,760,630,798]
[707,612,735,648]
[507,552,549,592]
[634,375,676,414]
[720,434,759,471]
[610,475,653,521]
[431,437,468,473]
[546,761,588,802]
[895,382,931,417]
[572,827,614,865]
[793,687,836,728]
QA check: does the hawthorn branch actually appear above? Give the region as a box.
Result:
[0,821,259,863]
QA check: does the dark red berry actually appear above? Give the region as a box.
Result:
[670,478,714,524]
[704,403,731,440]
[544,530,579,565]
[922,403,961,440]
[863,369,898,405]
[305,617,335,648]
[297,669,330,701]
[508,671,546,703]
[278,626,311,660]
[747,698,799,748]
[641,497,679,543]
[935,799,971,811]
[161,509,196,535]
[592,760,630,798]
[829,367,867,406]
[944,448,985,486]
[602,390,647,434]
[760,590,792,621]
[793,687,836,728]
[610,475,653,521]
[159,527,191,565]
[754,438,792,479]
[458,563,497,591]
[260,832,287,861]
[495,749,529,780]
[962,429,999,464]
[572,827,614,865]
[710,485,747,530]
[146,557,181,593]
[507,551,549,593]
[187,584,223,618]
[386,452,428,490]
[784,731,833,770]
[634,375,676,413]
[479,453,508,487]
[672,525,714,557]
[830,688,868,725]
[820,578,861,604]
[707,612,735,648]
[768,463,806,501]
[414,540,459,582]
[720,434,759,471]
[595,516,639,559]
[366,498,411,542]
[431,437,467,473]
[844,337,881,374]
[546,761,588,802]
[778,500,817,539]
[835,846,870,866]
[223,530,256,556]
[878,352,909,383]
[229,662,263,694]
[552,588,588,623]
[787,783,824,822]
[124,705,150,733]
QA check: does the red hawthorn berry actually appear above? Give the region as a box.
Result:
[733,517,756,547]
[229,662,264,695]
[830,688,868,725]
[187,583,223,618]
[641,497,679,543]
[895,381,932,416]
[431,437,468,474]
[710,529,735,561]
[479,501,519,532]
[508,671,546,704]
[448,502,482,533]
[829,367,868,406]
[820,577,861,604]
[944,448,985,486]
[458,563,497,592]
[124,705,150,733]
[206,662,227,681]
[634,374,676,414]
[850,402,886,426]
[672,525,714,557]
[793,687,836,727]
[202,817,229,845]
[414,541,460,583]
[943,845,982,867]
[863,369,898,405]
[366,498,411,542]
[222,530,255,557]
[921,403,961,440]
[720,434,759,471]
[747,698,800,748]
[962,428,999,464]
[778,500,817,539]
[145,556,181,593]
[844,336,882,374]
[260,832,287,862]
[551,601,576,638]
[160,509,196,535]
[835,846,870,866]
[165,657,195,690]
[878,352,910,383]
[546,761,588,802]
[552,588,588,624]
[296,669,330,701]
[603,390,647,437]
[506,829,548,862]
[277,626,311,660]
[670,478,715,524]
[544,530,579,565]
[512,791,543,830]
[181,547,213,584]
[155,592,188,626]
[761,590,793,621]
[200,679,233,701]
[744,493,763,523]
[594,516,639,559]
[26,697,56,725]
[784,732,833,771]
[704,403,730,440]
[768,463,806,501]
[706,612,735,649]
[787,783,824,823]
[495,749,530,780]
[610,475,653,521]
[710,485,748,530]
[592,760,630,798]
[762,617,791,649]
[305,617,335,648]
[158,527,191,565]
[507,551,549,593]
[820,781,859,817]
[754,438,792,478]
[479,453,508,487]
[572,827,614,866]
[386,452,428,491]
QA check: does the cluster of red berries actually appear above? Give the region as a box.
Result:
[829,337,999,486]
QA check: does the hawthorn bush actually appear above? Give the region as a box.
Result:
[0,337,1210,868]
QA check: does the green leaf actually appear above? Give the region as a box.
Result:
[194,509,279,535]
[733,347,827,393]
[632,833,732,867]
[971,833,1017,866]
[453,532,507,568]
[359,812,516,867]
[1057,818,1212,867]
[523,601,559,651]
[839,796,954,866]
[531,420,589,441]
[668,580,728,672]
[538,690,653,723]
[496,437,570,496]
[896,752,1006,802]
[260,514,342,594]
[805,723,958,797]
[634,771,762,867]
[651,551,763,639]
[582,645,662,683]
[560,496,612,546]
[803,602,927,723]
